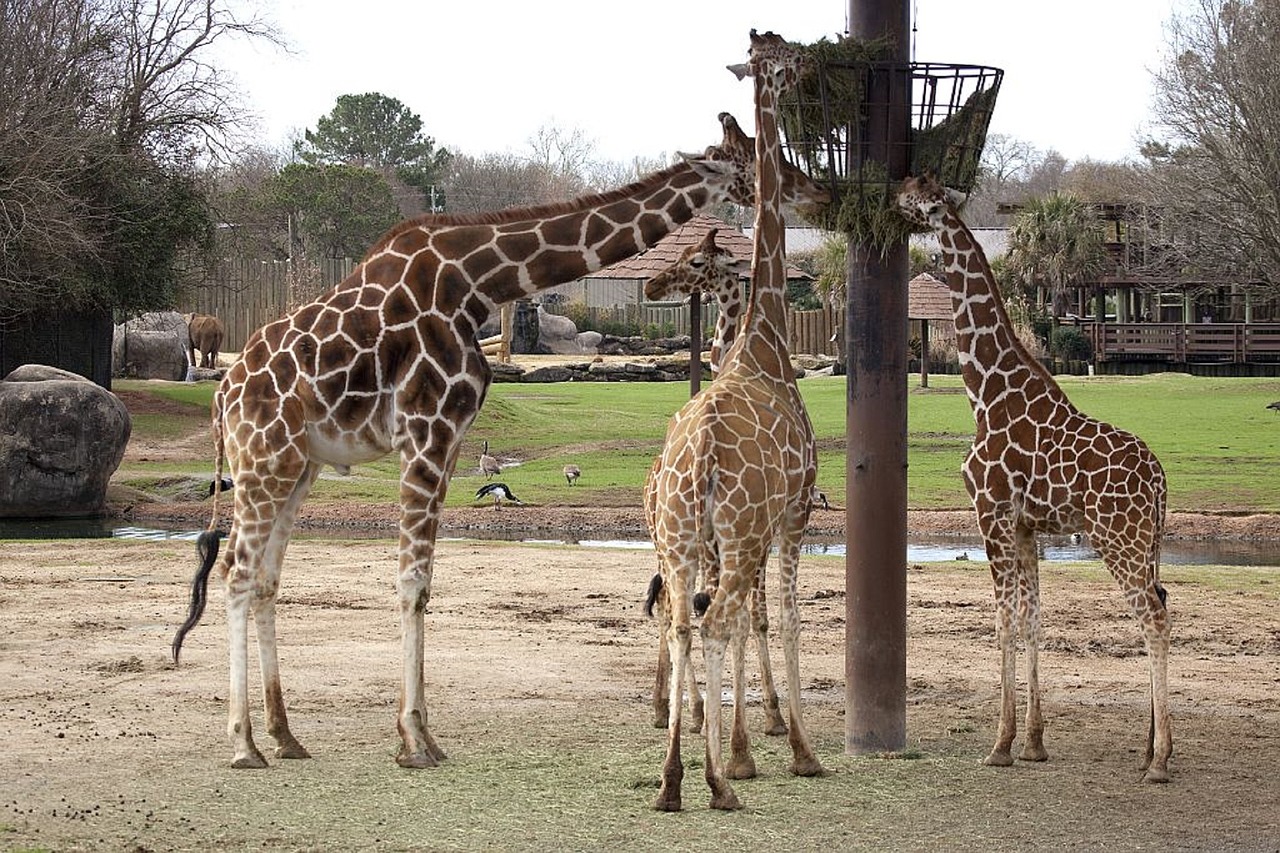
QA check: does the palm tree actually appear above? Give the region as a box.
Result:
[1004,192,1107,322]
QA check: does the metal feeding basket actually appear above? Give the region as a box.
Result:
[778,55,1003,241]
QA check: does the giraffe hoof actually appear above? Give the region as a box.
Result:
[231,751,268,769]
[709,788,742,811]
[726,756,757,780]
[790,756,825,778]
[983,750,1014,767]
[1018,745,1048,762]
[396,749,440,769]
[763,720,788,737]
[1142,766,1170,784]
[275,741,310,760]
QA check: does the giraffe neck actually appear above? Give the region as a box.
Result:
[363,161,720,325]
[727,74,792,381]
[709,289,744,373]
[937,211,1060,410]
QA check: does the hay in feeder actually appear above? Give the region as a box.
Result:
[778,36,1000,252]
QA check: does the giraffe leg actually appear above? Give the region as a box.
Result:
[1015,527,1047,762]
[751,555,787,736]
[1137,581,1173,782]
[652,600,671,729]
[725,619,756,780]
[979,518,1019,768]
[655,562,694,812]
[255,464,322,760]
[394,442,450,769]
[700,605,740,811]
[776,526,823,778]
[225,570,267,769]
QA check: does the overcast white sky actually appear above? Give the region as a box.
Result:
[221,1,1178,166]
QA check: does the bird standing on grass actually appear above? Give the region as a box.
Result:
[479,440,502,479]
[475,482,522,509]
[563,464,581,486]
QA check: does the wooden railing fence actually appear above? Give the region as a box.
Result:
[1087,322,1280,363]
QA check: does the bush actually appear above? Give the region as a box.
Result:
[1050,326,1093,361]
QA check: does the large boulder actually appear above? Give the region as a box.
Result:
[537,307,600,355]
[0,365,132,518]
[113,311,190,380]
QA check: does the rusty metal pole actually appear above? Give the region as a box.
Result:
[845,0,910,754]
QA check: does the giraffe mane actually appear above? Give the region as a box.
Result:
[363,161,696,258]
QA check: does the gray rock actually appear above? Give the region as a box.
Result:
[0,365,131,518]
[113,311,190,380]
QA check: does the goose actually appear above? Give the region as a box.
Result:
[479,440,502,480]
[475,482,522,509]
[563,464,581,486]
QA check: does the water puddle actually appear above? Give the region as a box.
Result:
[1,519,1276,567]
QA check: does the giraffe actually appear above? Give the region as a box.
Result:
[641,228,787,738]
[643,226,748,375]
[896,172,1173,783]
[168,111,830,772]
[650,30,825,811]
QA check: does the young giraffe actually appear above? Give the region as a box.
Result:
[896,173,1173,783]
[641,229,787,738]
[170,113,829,771]
[651,30,825,811]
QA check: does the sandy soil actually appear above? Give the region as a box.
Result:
[3,377,1273,849]
[0,537,1277,851]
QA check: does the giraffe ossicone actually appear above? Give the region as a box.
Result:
[169,109,830,772]
[896,172,1173,783]
[650,29,827,812]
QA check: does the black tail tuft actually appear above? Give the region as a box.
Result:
[643,572,663,618]
[172,530,223,664]
[693,591,712,616]
[1156,583,1168,606]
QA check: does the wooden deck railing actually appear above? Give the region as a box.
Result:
[1086,322,1280,363]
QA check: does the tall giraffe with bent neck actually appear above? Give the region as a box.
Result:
[641,229,787,738]
[651,30,825,811]
[897,173,1172,783]
[170,112,828,771]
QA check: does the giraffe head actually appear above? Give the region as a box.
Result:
[726,29,807,94]
[701,111,830,215]
[643,228,748,302]
[895,173,969,230]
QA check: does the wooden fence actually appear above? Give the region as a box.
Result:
[179,258,354,351]
[182,261,846,358]
[1087,322,1280,364]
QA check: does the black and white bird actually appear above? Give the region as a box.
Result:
[563,464,581,486]
[1267,401,1280,412]
[811,487,829,511]
[479,440,502,479]
[475,482,522,509]
[207,476,234,497]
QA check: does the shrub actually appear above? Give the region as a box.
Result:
[1050,326,1093,361]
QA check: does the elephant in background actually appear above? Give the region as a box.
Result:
[187,314,224,369]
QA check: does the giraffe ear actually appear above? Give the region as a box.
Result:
[682,152,738,183]
[945,187,968,208]
[727,62,751,81]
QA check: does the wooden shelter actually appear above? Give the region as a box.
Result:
[908,272,953,386]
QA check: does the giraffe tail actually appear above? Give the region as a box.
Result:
[171,530,223,664]
[643,572,663,618]
[207,389,228,534]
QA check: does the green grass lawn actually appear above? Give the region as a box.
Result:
[114,371,1280,513]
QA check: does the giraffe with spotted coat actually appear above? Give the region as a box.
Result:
[896,172,1172,783]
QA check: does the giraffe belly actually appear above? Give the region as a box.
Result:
[305,424,392,467]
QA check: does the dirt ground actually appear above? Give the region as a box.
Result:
[2,379,1277,850]
[1,535,1278,851]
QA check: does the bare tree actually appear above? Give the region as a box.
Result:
[108,0,281,160]
[1144,0,1280,287]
